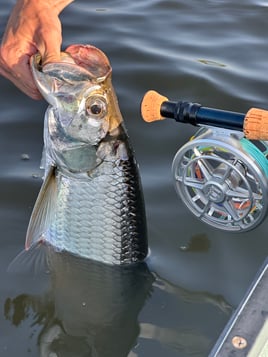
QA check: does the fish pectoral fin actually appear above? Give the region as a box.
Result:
[7,241,50,276]
[25,166,57,249]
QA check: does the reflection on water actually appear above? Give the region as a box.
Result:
[5,247,232,357]
[6,248,154,356]
[179,233,211,253]
[2,0,268,355]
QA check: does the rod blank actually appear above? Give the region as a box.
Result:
[141,90,268,140]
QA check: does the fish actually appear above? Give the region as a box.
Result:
[22,44,148,265]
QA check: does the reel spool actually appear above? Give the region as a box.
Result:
[172,128,268,232]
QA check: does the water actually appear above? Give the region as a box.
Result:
[1,0,268,355]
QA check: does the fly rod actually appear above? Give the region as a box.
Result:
[141,90,268,140]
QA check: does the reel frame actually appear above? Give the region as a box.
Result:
[172,128,268,232]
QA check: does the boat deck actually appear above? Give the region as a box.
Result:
[209,258,268,356]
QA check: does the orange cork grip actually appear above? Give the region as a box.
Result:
[141,90,168,122]
[244,108,268,140]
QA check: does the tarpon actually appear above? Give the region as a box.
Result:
[23,44,147,265]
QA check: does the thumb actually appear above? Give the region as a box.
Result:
[36,25,62,66]
[41,44,62,66]
[42,52,62,66]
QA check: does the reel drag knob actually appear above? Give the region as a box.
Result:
[172,131,268,232]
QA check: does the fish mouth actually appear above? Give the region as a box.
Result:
[65,44,112,81]
[30,45,113,101]
[30,44,123,138]
[31,44,112,81]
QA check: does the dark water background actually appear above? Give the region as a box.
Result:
[1,0,268,356]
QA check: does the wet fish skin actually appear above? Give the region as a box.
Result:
[26,44,148,265]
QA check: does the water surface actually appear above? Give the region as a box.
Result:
[1,0,268,356]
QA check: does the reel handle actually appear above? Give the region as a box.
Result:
[141,90,268,140]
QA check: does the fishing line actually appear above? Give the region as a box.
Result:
[240,138,268,177]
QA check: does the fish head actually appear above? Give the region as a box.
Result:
[31,45,123,146]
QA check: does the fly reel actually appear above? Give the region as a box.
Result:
[172,128,268,232]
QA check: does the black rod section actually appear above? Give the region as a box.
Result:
[160,100,245,131]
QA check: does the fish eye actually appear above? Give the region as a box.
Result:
[86,96,107,119]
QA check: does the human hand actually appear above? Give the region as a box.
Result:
[0,0,74,99]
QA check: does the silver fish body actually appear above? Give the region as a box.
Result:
[26,44,148,265]
[45,126,147,264]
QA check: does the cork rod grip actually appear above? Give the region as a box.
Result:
[141,90,168,122]
[244,108,268,140]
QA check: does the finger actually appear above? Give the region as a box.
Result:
[15,55,43,99]
[41,43,62,66]
[6,71,42,100]
[37,24,63,66]
[0,55,42,100]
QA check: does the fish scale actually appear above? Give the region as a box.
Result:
[45,156,146,265]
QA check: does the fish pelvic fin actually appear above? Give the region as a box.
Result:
[25,166,57,250]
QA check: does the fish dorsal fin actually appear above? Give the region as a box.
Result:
[25,166,57,250]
